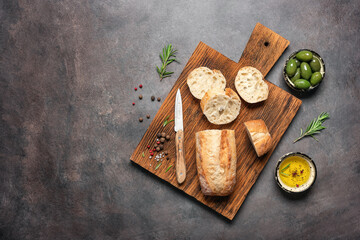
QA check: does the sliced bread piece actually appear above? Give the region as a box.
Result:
[244,119,272,157]
[187,67,226,99]
[235,66,269,103]
[200,88,241,125]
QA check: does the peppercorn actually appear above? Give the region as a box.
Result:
[146,114,150,119]
[139,117,143,122]
[159,144,164,150]
[147,145,150,149]
[166,157,170,160]
[134,87,137,91]
[161,132,166,137]
[157,133,161,138]
[156,141,160,145]
[154,143,158,148]
[150,153,154,156]
[139,94,143,100]
[132,102,135,106]
[156,147,160,152]
[151,96,155,101]
[165,135,170,141]
[160,138,165,143]
[157,97,161,102]
[139,84,143,88]
[164,151,168,155]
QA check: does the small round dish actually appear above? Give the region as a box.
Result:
[283,49,325,92]
[275,152,317,194]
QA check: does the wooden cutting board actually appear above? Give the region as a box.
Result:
[130,23,302,220]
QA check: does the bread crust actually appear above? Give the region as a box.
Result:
[244,119,272,157]
[195,129,237,196]
[200,88,241,125]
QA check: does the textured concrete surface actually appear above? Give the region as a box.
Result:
[1,0,359,239]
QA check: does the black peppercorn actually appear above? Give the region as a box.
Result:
[157,97,161,102]
[146,114,150,119]
[157,133,161,138]
[139,94,143,100]
[151,96,155,101]
[139,117,143,122]
[166,157,170,160]
[164,151,168,155]
[159,144,164,150]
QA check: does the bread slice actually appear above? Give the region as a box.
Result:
[195,129,237,196]
[244,119,272,157]
[235,66,269,103]
[187,67,226,99]
[200,88,241,125]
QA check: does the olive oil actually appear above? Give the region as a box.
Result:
[279,156,311,188]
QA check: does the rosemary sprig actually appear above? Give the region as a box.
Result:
[163,115,174,127]
[294,112,330,143]
[165,165,173,173]
[281,163,290,172]
[279,163,290,176]
[155,162,162,170]
[156,44,177,80]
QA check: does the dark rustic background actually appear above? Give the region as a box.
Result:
[1,0,359,239]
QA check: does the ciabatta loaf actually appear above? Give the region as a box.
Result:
[200,88,241,125]
[244,119,272,157]
[235,66,269,103]
[195,130,237,196]
[187,67,226,99]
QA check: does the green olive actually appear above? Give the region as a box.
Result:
[294,58,301,67]
[294,79,311,89]
[296,51,313,62]
[310,72,323,86]
[300,62,312,80]
[310,57,321,72]
[290,68,301,82]
[286,59,297,77]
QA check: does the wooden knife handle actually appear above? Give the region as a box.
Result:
[175,130,186,184]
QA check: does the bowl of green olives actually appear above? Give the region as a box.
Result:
[283,49,325,92]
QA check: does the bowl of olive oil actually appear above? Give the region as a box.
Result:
[275,152,317,193]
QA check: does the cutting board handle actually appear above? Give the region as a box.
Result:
[238,23,290,77]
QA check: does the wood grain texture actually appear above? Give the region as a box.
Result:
[130,23,301,220]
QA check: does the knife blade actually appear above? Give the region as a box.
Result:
[174,89,186,184]
[175,89,183,132]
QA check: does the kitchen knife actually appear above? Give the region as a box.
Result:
[174,89,186,184]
